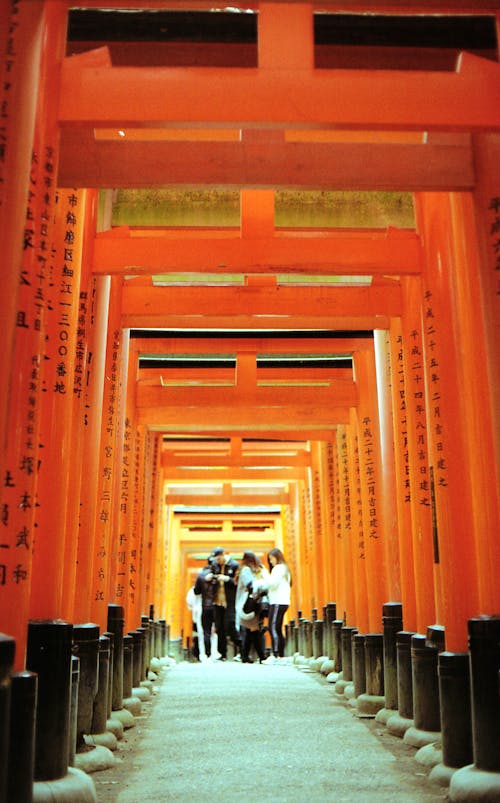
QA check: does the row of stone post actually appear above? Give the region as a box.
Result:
[0,604,170,803]
[286,603,500,800]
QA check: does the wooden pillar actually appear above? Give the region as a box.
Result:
[374,330,401,602]
[415,192,482,651]
[258,2,314,70]
[336,426,356,625]
[72,276,110,623]
[0,1,47,492]
[388,317,418,631]
[347,410,369,632]
[60,189,98,622]
[310,442,327,608]
[469,134,500,612]
[323,440,338,603]
[126,425,148,631]
[400,276,438,632]
[353,347,388,632]
[29,188,85,619]
[89,276,125,630]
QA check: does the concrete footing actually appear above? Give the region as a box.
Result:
[344,682,355,700]
[404,726,441,749]
[321,659,334,675]
[326,671,339,684]
[429,762,460,787]
[386,713,414,738]
[375,707,398,725]
[106,718,124,739]
[111,708,135,729]
[84,731,118,751]
[132,685,151,701]
[123,695,142,716]
[356,693,385,718]
[74,744,115,773]
[414,741,442,768]
[449,765,500,802]
[33,766,97,802]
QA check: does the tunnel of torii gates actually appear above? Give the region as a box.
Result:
[1,0,500,691]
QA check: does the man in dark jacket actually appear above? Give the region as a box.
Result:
[193,556,219,659]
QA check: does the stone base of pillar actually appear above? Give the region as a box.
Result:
[313,656,328,673]
[356,693,385,718]
[132,685,151,701]
[375,707,398,725]
[429,762,460,787]
[344,682,355,700]
[320,659,334,675]
[404,726,441,749]
[150,657,162,673]
[415,741,442,768]
[386,713,414,737]
[449,765,500,802]
[33,767,97,802]
[84,731,118,751]
[74,744,115,773]
[326,671,340,684]
[140,679,154,691]
[106,718,124,739]
[111,708,135,729]
[123,695,142,716]
[334,674,349,696]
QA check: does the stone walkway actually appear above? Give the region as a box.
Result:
[94,660,449,802]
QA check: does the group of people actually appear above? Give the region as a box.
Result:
[186,546,292,665]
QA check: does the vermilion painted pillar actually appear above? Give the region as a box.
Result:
[374,330,401,602]
[323,440,338,603]
[400,276,438,632]
[126,425,148,631]
[415,192,481,651]
[90,276,125,631]
[347,410,369,632]
[353,347,388,632]
[115,341,138,632]
[258,2,313,71]
[335,426,356,625]
[310,443,327,608]
[0,1,46,492]
[469,135,500,613]
[61,189,98,622]
[73,276,110,623]
[29,188,85,620]
[388,317,417,631]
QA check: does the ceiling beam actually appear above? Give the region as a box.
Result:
[58,132,475,190]
[122,282,403,323]
[138,404,349,429]
[59,54,500,131]
[131,336,372,355]
[94,228,421,275]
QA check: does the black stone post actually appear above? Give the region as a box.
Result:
[293,621,299,654]
[6,670,37,803]
[107,604,124,712]
[312,619,323,659]
[438,652,472,770]
[26,619,73,781]
[158,619,166,658]
[141,615,151,673]
[397,631,415,721]
[468,616,500,772]
[122,635,134,700]
[311,607,318,622]
[341,626,358,682]
[68,656,79,766]
[136,627,148,680]
[103,631,114,720]
[353,633,367,698]
[130,630,142,688]
[91,635,111,736]
[303,620,313,659]
[0,634,15,803]
[410,633,441,733]
[298,618,306,656]
[332,620,344,672]
[365,633,385,696]
[382,602,403,711]
[73,623,100,751]
[324,603,337,659]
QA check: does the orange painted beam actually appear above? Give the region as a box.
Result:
[140,367,353,382]
[138,404,348,429]
[163,467,305,481]
[129,314,390,331]
[133,336,372,356]
[136,380,358,408]
[122,283,403,321]
[94,228,421,276]
[59,54,500,131]
[58,131,475,190]
[161,453,311,468]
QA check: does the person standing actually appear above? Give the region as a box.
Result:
[263,548,292,664]
[193,556,219,660]
[235,551,269,663]
[210,546,237,661]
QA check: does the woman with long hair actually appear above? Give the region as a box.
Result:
[263,547,292,664]
[235,551,269,663]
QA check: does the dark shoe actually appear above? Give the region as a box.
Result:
[242,658,254,664]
